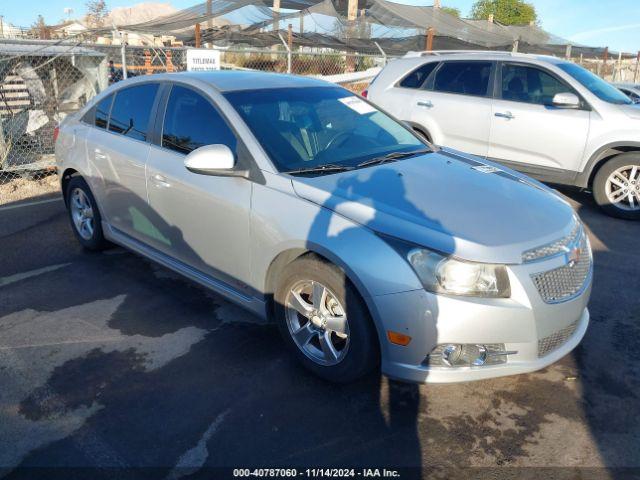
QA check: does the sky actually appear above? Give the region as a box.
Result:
[2,0,640,52]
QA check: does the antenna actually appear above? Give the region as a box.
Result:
[64,7,73,20]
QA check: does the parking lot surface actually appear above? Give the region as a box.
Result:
[0,188,639,479]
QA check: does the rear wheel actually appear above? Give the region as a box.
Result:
[593,154,640,220]
[66,176,109,250]
[274,255,379,383]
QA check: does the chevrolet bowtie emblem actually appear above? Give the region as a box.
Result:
[567,246,582,267]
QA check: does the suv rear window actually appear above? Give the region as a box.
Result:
[399,62,438,89]
[433,61,492,97]
[108,84,158,141]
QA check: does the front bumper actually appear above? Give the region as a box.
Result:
[369,256,592,384]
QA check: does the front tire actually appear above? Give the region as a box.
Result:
[66,176,109,250]
[593,153,640,220]
[274,255,379,383]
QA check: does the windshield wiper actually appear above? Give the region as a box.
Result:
[356,149,431,168]
[285,164,354,175]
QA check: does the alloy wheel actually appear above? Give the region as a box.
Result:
[605,165,640,211]
[285,280,350,366]
[70,188,95,240]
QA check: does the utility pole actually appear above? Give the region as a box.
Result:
[195,23,201,48]
[273,0,281,32]
[299,11,304,34]
[346,0,358,71]
[120,31,128,79]
[634,51,640,83]
[433,0,440,7]
[0,16,4,38]
[425,27,434,51]
[206,0,212,31]
[565,43,572,60]
[287,23,292,73]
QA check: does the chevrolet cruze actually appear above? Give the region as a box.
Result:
[55,71,592,383]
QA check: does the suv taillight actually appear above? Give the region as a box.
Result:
[361,89,368,98]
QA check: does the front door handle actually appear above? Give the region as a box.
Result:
[152,173,171,188]
[494,111,515,120]
[417,100,433,108]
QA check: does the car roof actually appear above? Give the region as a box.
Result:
[400,50,566,64]
[120,70,334,92]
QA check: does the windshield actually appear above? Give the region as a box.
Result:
[558,62,632,105]
[224,87,426,172]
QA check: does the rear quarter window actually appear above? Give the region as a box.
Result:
[399,62,438,89]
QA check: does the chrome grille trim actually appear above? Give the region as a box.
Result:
[522,219,580,263]
[538,320,579,357]
[530,232,592,304]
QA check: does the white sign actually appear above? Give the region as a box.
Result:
[186,49,221,72]
[338,96,377,115]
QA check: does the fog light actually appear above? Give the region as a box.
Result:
[426,343,514,367]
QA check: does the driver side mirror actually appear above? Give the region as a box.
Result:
[184,144,248,178]
[552,92,580,109]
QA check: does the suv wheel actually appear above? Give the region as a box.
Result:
[593,153,640,220]
[274,255,379,383]
[66,176,109,250]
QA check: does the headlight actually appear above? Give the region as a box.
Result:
[408,249,510,298]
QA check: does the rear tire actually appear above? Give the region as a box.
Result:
[593,154,640,220]
[65,176,109,250]
[274,255,379,383]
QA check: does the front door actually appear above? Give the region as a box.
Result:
[488,62,590,175]
[145,84,252,290]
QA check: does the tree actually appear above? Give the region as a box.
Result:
[30,15,50,39]
[85,0,109,28]
[470,0,537,25]
[441,6,461,18]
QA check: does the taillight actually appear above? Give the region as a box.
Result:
[53,126,60,143]
[361,89,368,98]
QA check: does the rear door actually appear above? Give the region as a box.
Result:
[488,62,590,175]
[410,60,494,156]
[145,84,252,289]
[85,83,159,240]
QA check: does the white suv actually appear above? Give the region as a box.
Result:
[367,51,640,219]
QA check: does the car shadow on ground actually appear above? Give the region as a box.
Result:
[1,169,456,480]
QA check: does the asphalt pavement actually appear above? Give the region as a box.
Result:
[0,188,639,480]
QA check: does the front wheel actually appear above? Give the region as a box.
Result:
[274,255,379,383]
[593,153,640,220]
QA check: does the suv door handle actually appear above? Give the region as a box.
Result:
[152,173,171,188]
[495,111,515,120]
[417,100,433,108]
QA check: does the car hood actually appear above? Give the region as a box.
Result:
[291,148,576,264]
[618,103,640,120]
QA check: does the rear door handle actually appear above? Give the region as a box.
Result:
[152,173,171,188]
[494,111,515,120]
[417,100,433,108]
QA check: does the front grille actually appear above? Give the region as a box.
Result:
[523,219,580,263]
[538,320,579,357]
[531,232,592,304]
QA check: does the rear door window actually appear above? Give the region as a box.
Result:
[94,94,113,129]
[162,85,237,155]
[399,62,438,89]
[433,61,492,97]
[501,64,569,105]
[108,83,159,141]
